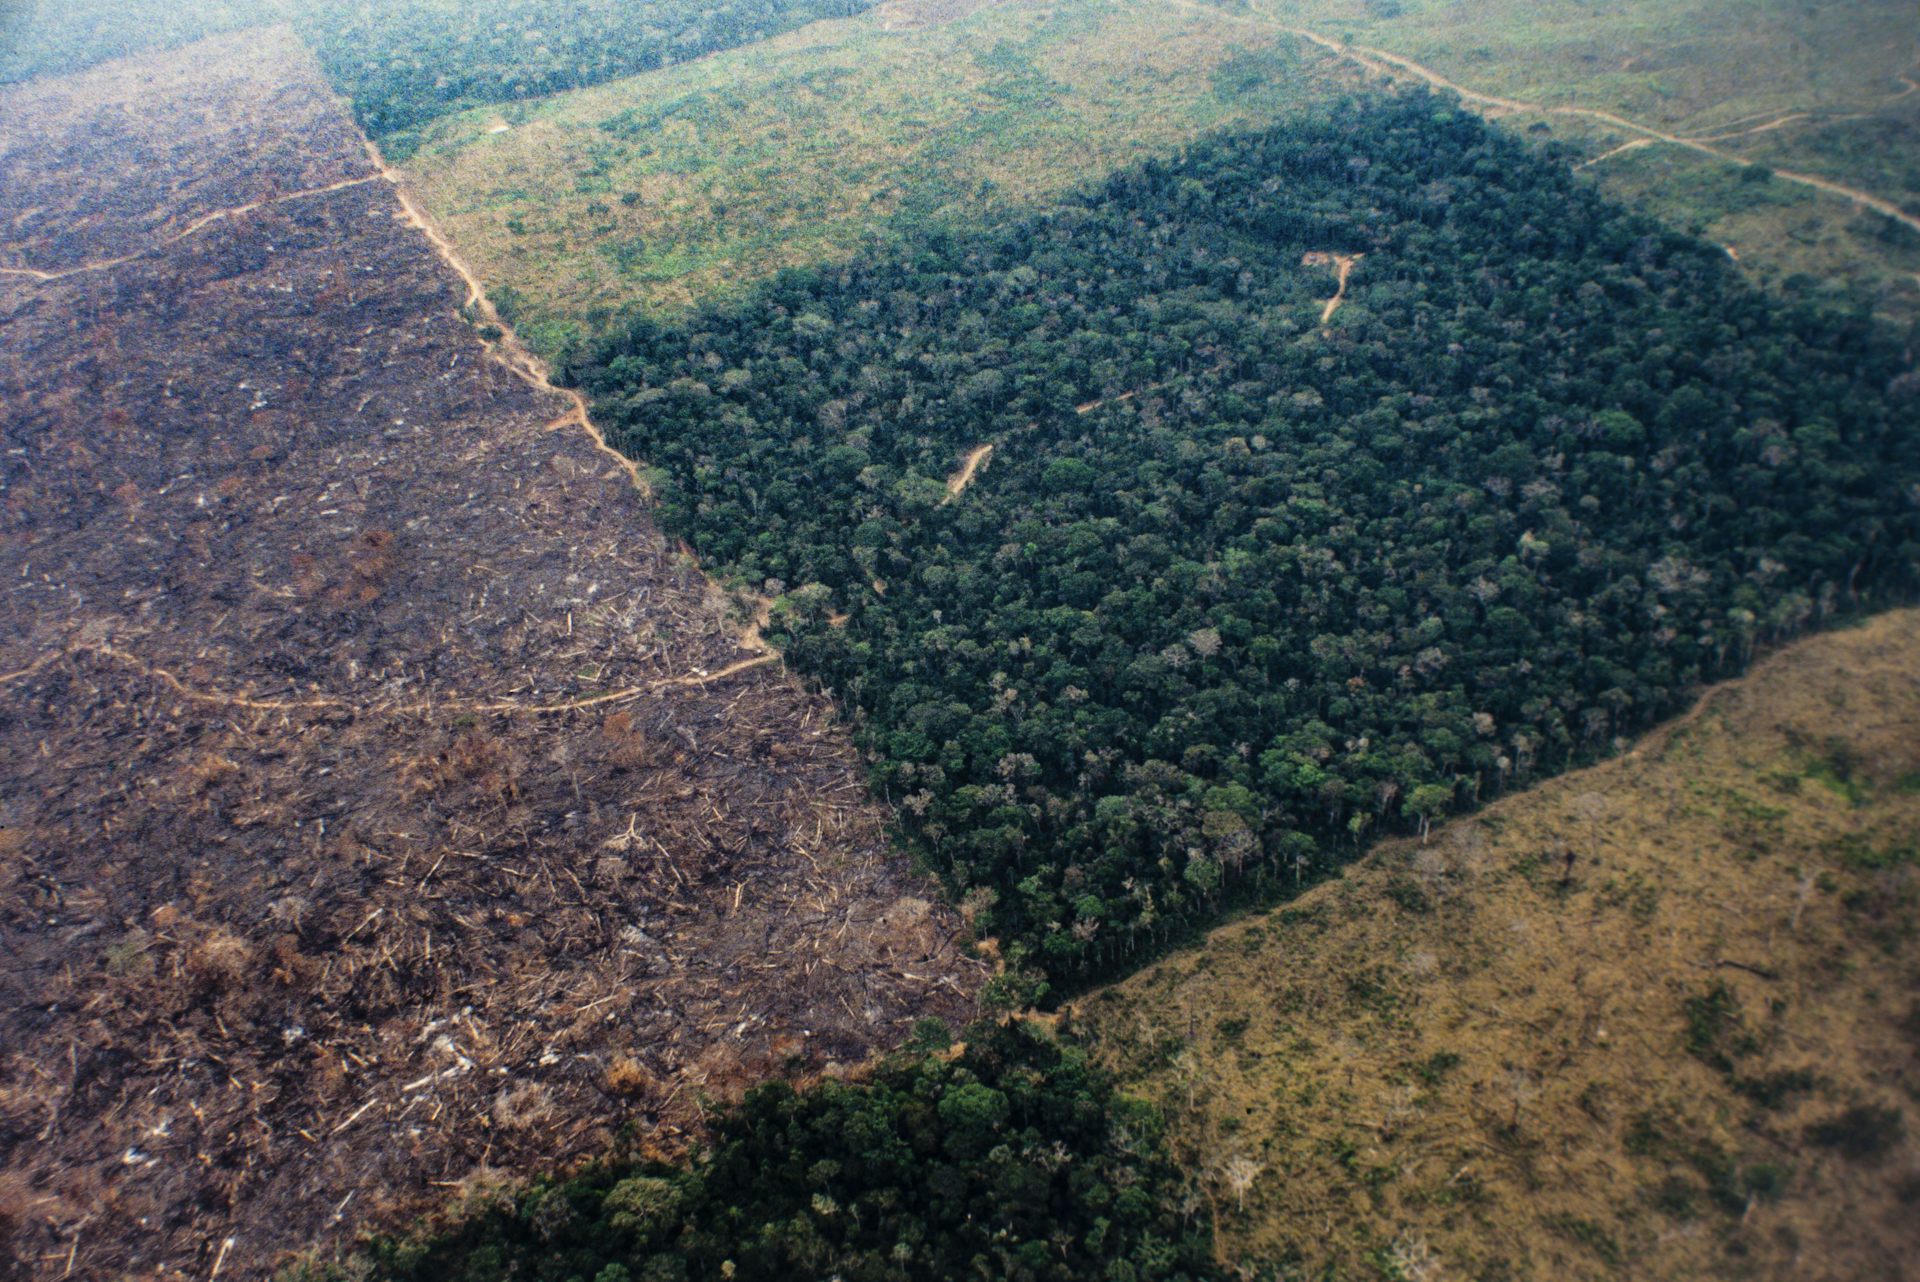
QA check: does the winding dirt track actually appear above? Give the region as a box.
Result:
[359,133,788,659]
[1686,111,1814,143]
[1576,137,1655,170]
[0,642,778,715]
[0,174,382,280]
[1303,250,1363,323]
[1194,0,1920,240]
[357,139,658,505]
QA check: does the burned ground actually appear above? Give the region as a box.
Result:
[0,29,371,279]
[0,33,981,1281]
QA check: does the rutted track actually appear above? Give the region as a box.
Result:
[942,443,995,500]
[1188,0,1920,241]
[1303,250,1363,323]
[356,139,629,478]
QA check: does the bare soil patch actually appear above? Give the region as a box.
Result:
[942,443,994,501]
[0,34,980,1282]
[1301,249,1362,322]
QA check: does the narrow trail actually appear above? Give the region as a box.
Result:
[1303,251,1363,323]
[942,444,994,500]
[0,641,778,717]
[0,174,382,281]
[1196,0,1920,241]
[1685,111,1813,143]
[1576,138,1654,171]
[357,138,655,503]
[1076,382,1163,415]
[359,132,781,663]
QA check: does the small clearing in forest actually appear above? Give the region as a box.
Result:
[944,443,994,500]
[1302,249,1362,322]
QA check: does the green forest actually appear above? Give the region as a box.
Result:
[0,0,872,149]
[319,1023,1217,1282]
[572,94,1920,988]
[312,0,875,146]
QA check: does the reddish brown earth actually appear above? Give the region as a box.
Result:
[0,32,981,1281]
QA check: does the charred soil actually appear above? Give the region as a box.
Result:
[0,32,980,1282]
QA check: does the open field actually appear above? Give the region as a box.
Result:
[399,0,1920,341]
[0,33,980,1280]
[401,0,1361,352]
[1199,0,1920,317]
[1082,611,1920,1280]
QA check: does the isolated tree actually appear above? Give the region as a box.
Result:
[1404,783,1455,844]
[1220,1153,1264,1214]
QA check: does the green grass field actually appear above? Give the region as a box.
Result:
[401,0,1359,355]
[1203,0,1920,315]
[1230,0,1917,133]
[403,0,1920,347]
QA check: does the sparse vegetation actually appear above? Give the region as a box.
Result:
[1683,982,1758,1071]
[1805,1106,1905,1161]
[403,0,1355,349]
[1082,613,1920,1279]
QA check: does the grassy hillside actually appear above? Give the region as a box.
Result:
[1198,0,1920,317]
[1081,609,1920,1280]
[401,0,1357,354]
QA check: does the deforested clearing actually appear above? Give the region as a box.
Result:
[1083,610,1920,1281]
[0,32,980,1281]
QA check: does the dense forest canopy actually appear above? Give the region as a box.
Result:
[333,1023,1217,1282]
[0,0,873,149]
[572,94,1920,987]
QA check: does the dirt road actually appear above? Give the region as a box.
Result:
[358,138,657,502]
[0,641,778,716]
[1188,0,1920,241]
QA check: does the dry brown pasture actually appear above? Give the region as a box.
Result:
[0,31,981,1281]
[1083,611,1920,1282]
